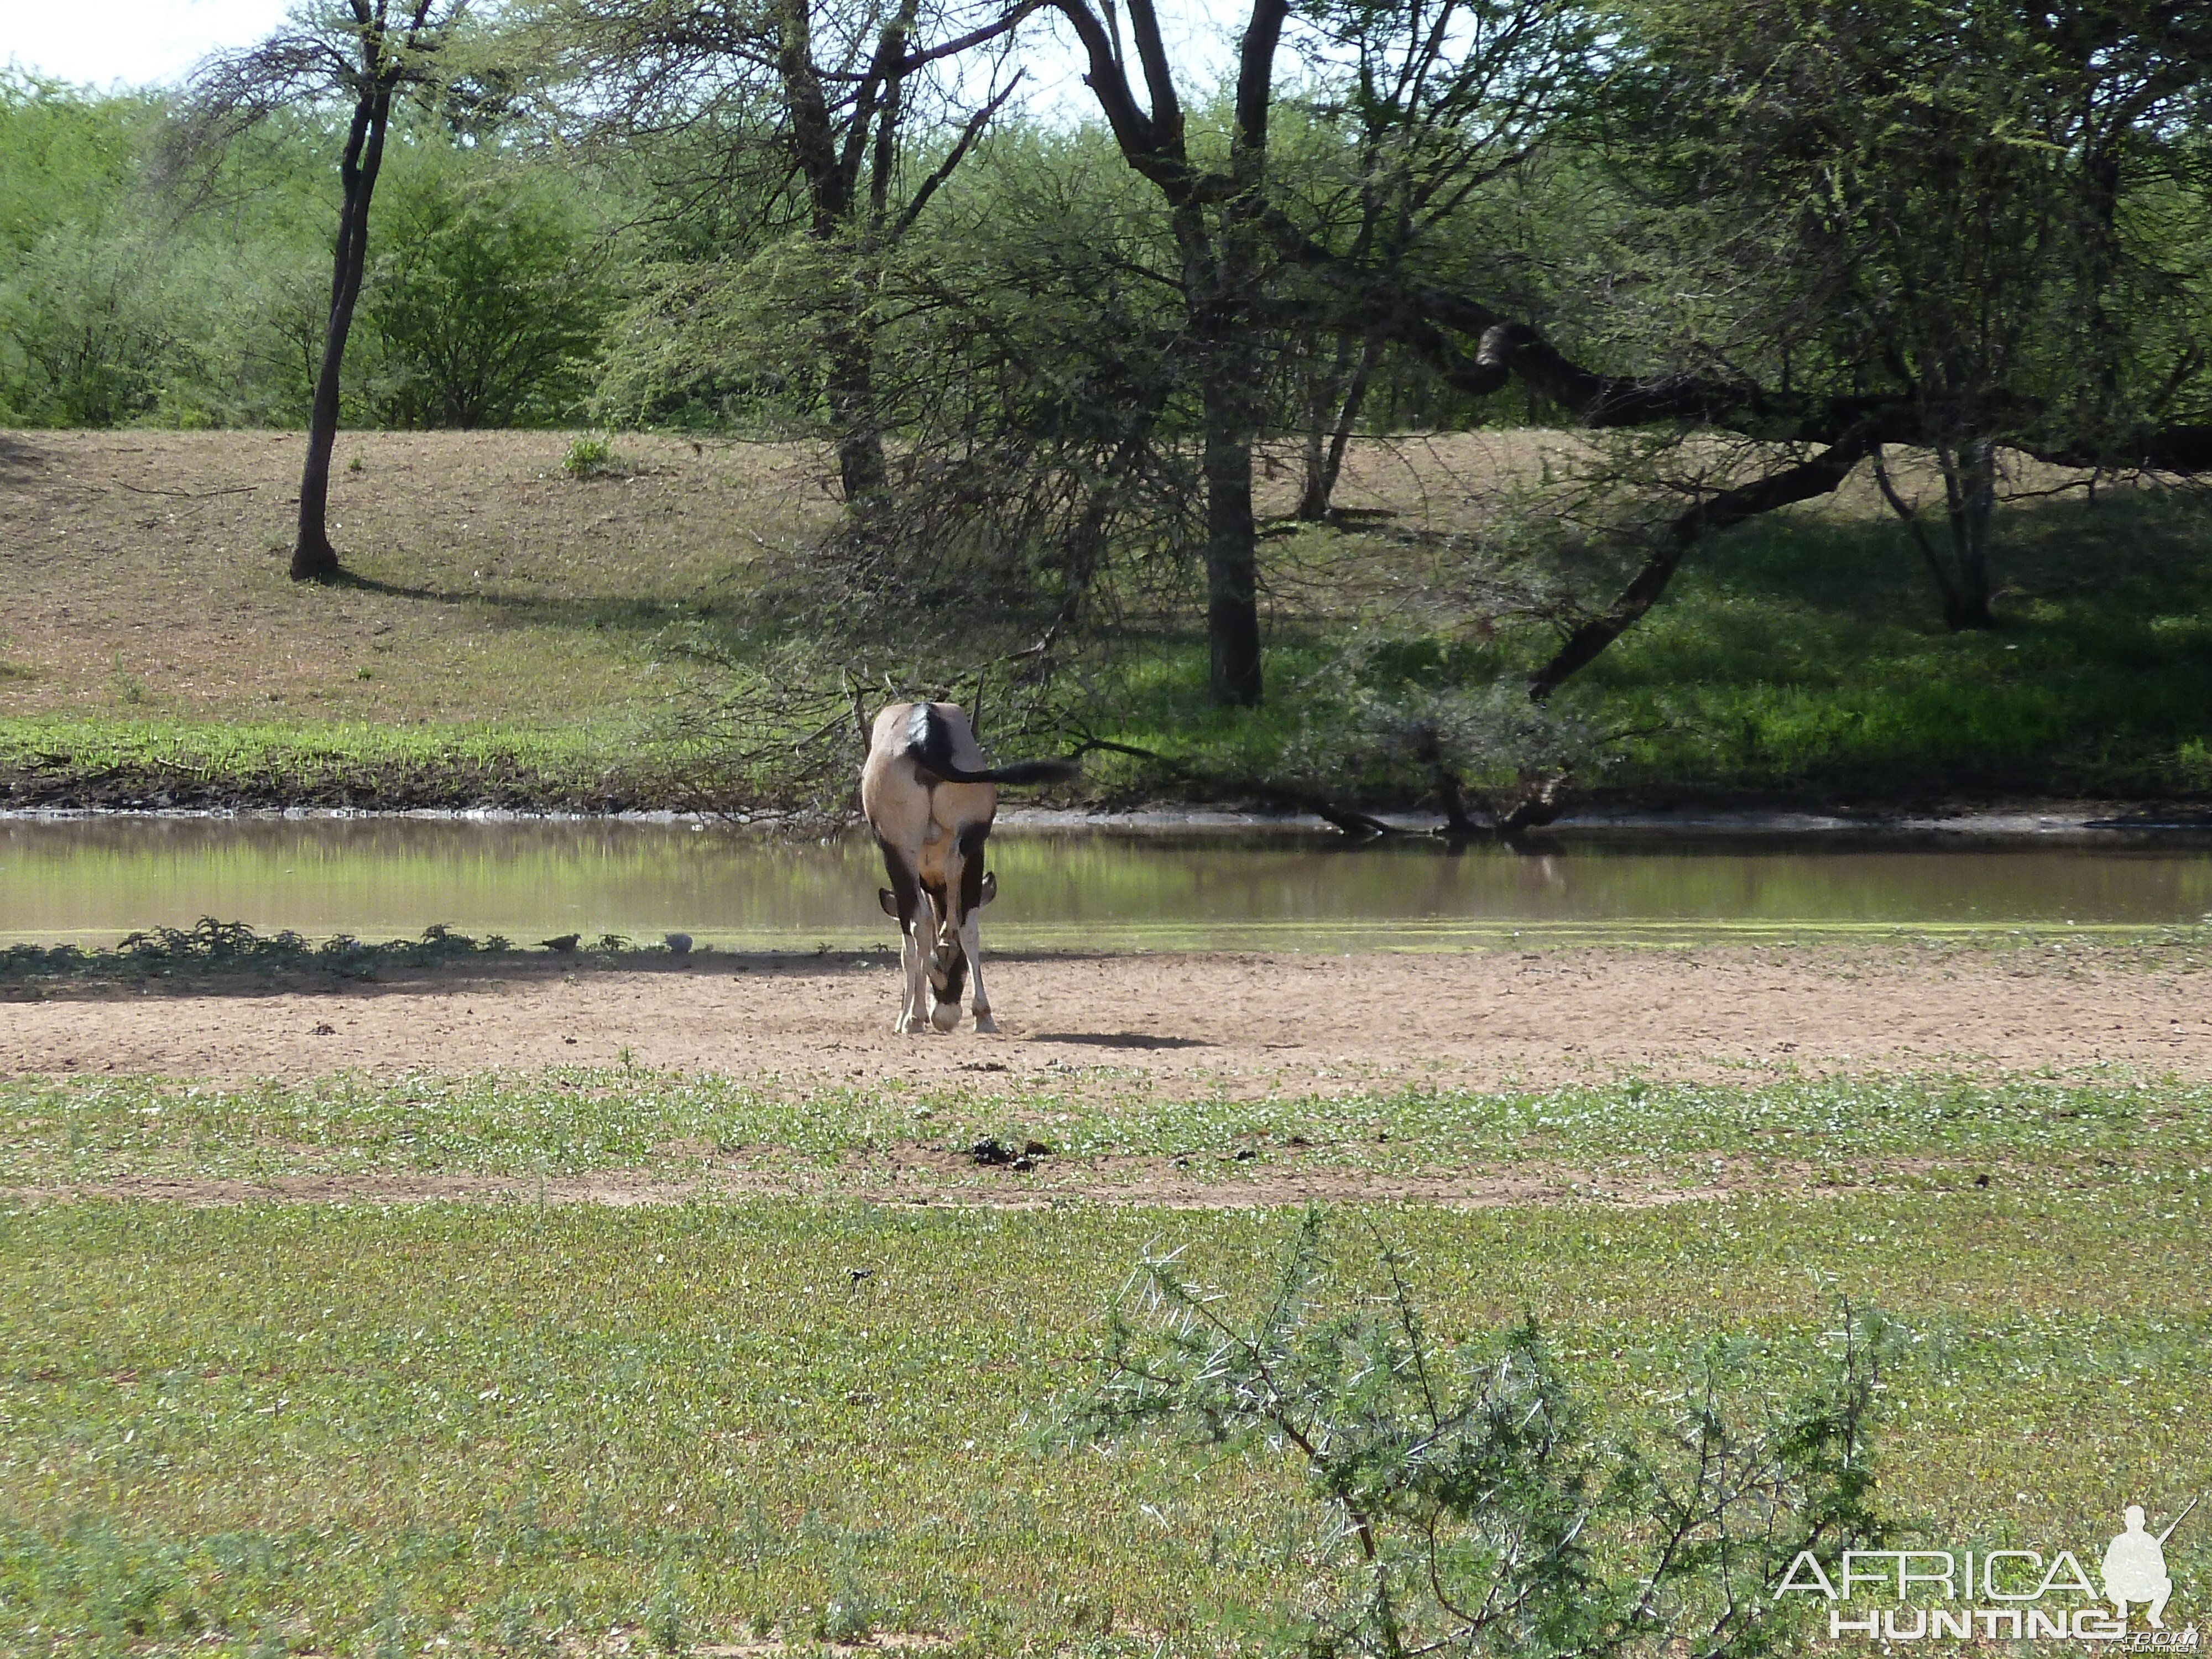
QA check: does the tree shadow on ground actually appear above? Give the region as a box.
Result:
[0,434,51,486]
[1702,491,2212,625]
[1025,1032,1213,1050]
[303,564,751,650]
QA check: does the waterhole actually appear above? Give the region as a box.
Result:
[3,816,2208,952]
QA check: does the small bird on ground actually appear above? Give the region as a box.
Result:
[541,933,580,953]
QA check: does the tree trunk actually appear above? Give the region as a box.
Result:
[1296,335,1351,520]
[293,90,389,583]
[1180,227,1265,703]
[1871,444,1969,626]
[826,328,886,514]
[1320,334,1381,512]
[1298,331,1382,521]
[1188,191,1266,705]
[1938,439,1997,630]
[1203,371,1264,706]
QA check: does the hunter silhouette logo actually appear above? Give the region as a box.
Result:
[1780,1496,2200,1645]
[2107,1501,2195,1630]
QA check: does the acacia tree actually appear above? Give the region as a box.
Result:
[173,0,469,582]
[543,0,1029,518]
[1042,0,1582,705]
[1594,0,2212,632]
[1077,1215,1891,1659]
[1277,2,1579,520]
[1072,0,2192,730]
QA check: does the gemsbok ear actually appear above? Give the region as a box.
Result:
[878,888,899,917]
[978,870,997,906]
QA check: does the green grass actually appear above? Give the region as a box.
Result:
[2,1188,2206,1655]
[1078,491,2212,808]
[4,1067,2211,1195]
[1568,491,2212,799]
[0,717,759,812]
[7,1067,2210,1650]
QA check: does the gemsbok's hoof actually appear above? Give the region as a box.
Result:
[898,1015,930,1035]
[973,1011,999,1034]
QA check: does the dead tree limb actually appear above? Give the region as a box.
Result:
[1528,432,1877,702]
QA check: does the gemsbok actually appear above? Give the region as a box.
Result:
[859,701,1077,1033]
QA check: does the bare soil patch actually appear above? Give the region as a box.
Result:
[1,428,1510,730]
[6,945,2207,1094]
[0,429,823,725]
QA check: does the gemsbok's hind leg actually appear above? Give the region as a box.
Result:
[898,908,933,1034]
[958,910,997,1034]
[879,846,933,1034]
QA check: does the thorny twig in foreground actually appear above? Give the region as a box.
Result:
[1071,1211,1891,1659]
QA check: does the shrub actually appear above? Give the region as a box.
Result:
[1073,1212,1891,1659]
[359,157,610,429]
[561,433,620,477]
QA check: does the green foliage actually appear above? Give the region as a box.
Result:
[0,917,508,989]
[0,72,153,257]
[1588,0,2211,416]
[0,79,325,427]
[0,225,175,423]
[358,145,612,428]
[1078,1215,1890,1659]
[592,238,837,433]
[0,77,171,424]
[560,431,619,474]
[0,78,615,431]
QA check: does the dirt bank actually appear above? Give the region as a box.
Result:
[6,946,2206,1093]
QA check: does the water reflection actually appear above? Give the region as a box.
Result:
[0,817,2207,950]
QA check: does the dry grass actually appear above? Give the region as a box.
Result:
[0,429,829,729]
[4,427,1581,744]
[1,426,2108,731]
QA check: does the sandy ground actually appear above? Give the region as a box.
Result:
[7,947,2209,1094]
[0,428,827,724]
[2,428,1523,726]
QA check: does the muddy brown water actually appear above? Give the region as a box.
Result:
[2,816,2209,951]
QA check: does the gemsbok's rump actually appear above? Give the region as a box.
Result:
[859,702,1078,1034]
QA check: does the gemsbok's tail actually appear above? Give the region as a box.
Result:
[904,703,1080,786]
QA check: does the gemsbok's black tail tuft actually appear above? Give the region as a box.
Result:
[975,757,1083,785]
[902,703,1080,787]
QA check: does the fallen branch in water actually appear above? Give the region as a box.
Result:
[1069,733,1409,838]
